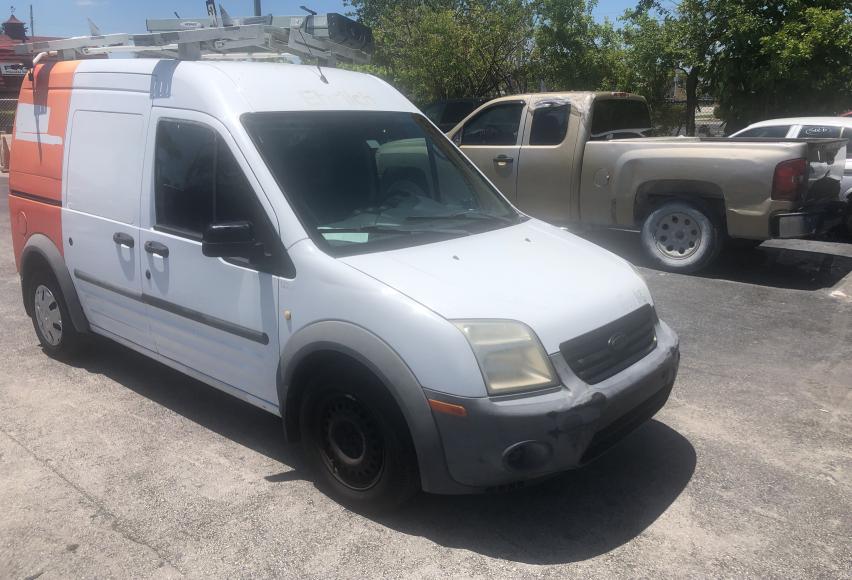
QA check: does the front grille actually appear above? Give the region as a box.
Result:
[559,305,657,385]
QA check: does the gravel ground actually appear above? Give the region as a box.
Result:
[1,175,850,579]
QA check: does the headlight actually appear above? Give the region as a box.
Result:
[452,320,558,395]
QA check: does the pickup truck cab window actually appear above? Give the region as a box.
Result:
[589,99,653,140]
[461,102,524,146]
[243,111,522,257]
[529,103,569,146]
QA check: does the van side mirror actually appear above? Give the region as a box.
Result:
[202,220,258,258]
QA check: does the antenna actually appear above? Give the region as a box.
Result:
[298,5,327,83]
[219,4,233,27]
[87,18,101,36]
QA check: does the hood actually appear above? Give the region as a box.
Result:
[341,219,654,353]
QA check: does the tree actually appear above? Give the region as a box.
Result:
[345,0,537,105]
[532,0,625,91]
[619,0,714,136]
[710,0,852,131]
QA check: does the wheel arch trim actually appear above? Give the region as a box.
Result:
[277,320,469,494]
[20,234,89,333]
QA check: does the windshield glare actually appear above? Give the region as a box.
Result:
[243,111,522,257]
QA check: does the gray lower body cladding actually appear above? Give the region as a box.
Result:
[424,321,680,489]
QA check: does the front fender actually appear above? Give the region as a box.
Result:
[278,320,472,494]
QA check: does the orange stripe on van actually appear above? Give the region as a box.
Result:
[8,60,79,269]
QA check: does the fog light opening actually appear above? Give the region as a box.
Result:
[502,440,553,472]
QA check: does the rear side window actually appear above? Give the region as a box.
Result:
[66,110,145,224]
[797,125,842,138]
[154,120,263,239]
[590,99,652,138]
[735,125,791,138]
[461,102,524,146]
[529,104,569,145]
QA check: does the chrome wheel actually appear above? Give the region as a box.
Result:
[33,284,62,346]
[654,211,702,259]
[319,394,385,491]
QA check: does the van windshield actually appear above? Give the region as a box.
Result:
[243,111,523,257]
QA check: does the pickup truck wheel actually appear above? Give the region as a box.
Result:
[640,201,720,273]
[299,371,420,512]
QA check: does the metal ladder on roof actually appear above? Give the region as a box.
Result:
[13,13,372,66]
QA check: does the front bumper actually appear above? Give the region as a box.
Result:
[424,321,680,489]
[771,202,846,238]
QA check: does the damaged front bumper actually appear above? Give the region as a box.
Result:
[424,321,680,489]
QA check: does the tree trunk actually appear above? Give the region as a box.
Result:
[685,67,700,137]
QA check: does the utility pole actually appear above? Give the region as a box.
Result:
[253,0,261,17]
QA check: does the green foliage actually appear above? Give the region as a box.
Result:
[710,0,852,130]
[346,0,536,105]
[532,0,623,91]
[347,0,852,125]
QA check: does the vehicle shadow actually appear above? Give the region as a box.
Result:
[579,229,852,291]
[68,338,296,466]
[371,419,695,564]
[68,337,695,565]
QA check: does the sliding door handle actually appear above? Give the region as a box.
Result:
[112,232,135,248]
[144,240,169,258]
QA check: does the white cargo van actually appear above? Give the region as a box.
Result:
[9,51,679,509]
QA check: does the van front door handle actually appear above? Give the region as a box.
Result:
[494,155,514,167]
[144,240,169,258]
[112,232,135,248]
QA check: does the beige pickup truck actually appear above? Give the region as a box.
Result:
[447,92,848,272]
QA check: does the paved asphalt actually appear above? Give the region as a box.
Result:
[1,174,850,579]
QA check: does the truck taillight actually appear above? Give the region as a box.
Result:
[772,158,807,201]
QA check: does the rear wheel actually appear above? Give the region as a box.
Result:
[640,201,721,273]
[27,269,83,358]
[299,369,419,512]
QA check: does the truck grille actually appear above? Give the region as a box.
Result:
[559,305,657,385]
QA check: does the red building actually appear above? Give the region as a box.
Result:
[0,12,60,96]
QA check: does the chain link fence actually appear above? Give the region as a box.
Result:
[0,98,17,134]
[651,98,726,137]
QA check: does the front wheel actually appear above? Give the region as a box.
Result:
[640,201,721,273]
[299,372,420,512]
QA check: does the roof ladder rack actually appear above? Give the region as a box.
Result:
[13,13,373,66]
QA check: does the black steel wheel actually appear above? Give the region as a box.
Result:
[317,393,385,491]
[299,368,420,512]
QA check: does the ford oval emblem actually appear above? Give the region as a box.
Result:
[608,332,629,352]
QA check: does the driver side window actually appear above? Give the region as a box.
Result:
[154,119,288,274]
[461,103,524,146]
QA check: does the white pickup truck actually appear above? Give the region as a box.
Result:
[447,93,848,272]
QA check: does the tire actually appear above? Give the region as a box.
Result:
[640,200,721,273]
[26,268,83,358]
[299,368,420,512]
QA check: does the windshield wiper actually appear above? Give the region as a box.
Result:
[319,225,469,236]
[405,211,516,223]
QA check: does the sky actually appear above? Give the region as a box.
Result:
[16,0,636,39]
